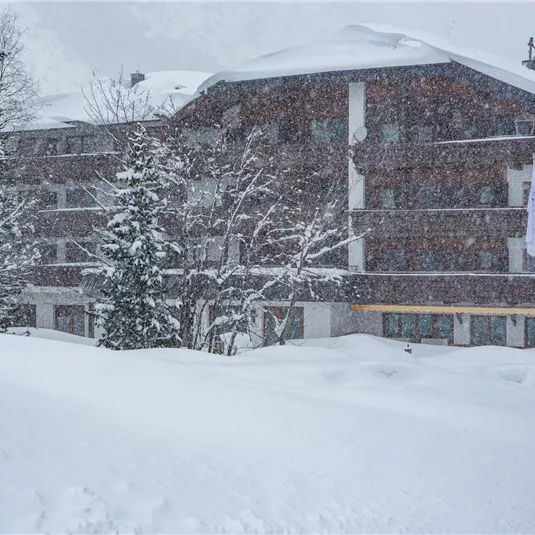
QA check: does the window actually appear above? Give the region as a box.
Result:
[264,306,304,346]
[418,185,441,208]
[11,304,36,328]
[471,315,506,346]
[464,123,479,139]
[331,118,348,141]
[515,118,535,136]
[418,125,433,142]
[66,135,98,154]
[66,188,97,208]
[479,251,494,270]
[380,189,396,209]
[310,119,331,142]
[498,116,516,136]
[54,305,86,336]
[381,123,399,142]
[526,317,535,347]
[383,313,453,343]
[310,118,348,142]
[479,186,494,205]
[478,250,506,272]
[381,251,407,271]
[17,137,38,156]
[43,138,58,156]
[418,252,438,271]
[65,242,97,264]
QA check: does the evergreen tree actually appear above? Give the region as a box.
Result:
[95,124,180,350]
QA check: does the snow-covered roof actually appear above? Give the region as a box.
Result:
[32,70,212,131]
[198,23,535,96]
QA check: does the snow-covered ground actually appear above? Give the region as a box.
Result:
[1,333,535,533]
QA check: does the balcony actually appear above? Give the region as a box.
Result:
[351,136,535,170]
[351,272,535,307]
[351,207,527,238]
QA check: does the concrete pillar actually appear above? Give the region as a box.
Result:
[454,313,471,345]
[507,314,525,347]
[507,164,531,207]
[37,303,55,329]
[348,81,366,272]
[508,237,525,273]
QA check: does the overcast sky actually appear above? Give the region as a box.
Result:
[5,2,535,94]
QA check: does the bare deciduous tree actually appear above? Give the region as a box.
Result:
[0,7,40,131]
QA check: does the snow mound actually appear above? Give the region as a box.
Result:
[199,23,535,97]
[6,327,98,346]
[1,334,535,533]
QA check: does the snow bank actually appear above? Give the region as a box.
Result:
[199,23,535,97]
[6,327,98,346]
[1,333,535,533]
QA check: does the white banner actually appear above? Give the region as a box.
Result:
[527,162,535,257]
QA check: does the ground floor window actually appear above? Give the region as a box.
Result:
[383,313,453,344]
[54,305,86,336]
[264,306,304,346]
[526,317,535,347]
[471,315,506,346]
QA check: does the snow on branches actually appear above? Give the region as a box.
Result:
[94,124,180,350]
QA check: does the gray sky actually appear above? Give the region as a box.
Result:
[6,2,535,94]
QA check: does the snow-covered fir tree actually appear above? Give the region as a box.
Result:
[95,124,180,350]
[0,139,38,332]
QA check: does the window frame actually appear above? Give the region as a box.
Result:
[525,317,535,348]
[470,315,507,346]
[54,305,86,336]
[383,313,453,344]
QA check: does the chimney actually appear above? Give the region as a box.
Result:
[523,37,535,70]
[130,70,145,88]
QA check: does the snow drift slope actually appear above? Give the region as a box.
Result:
[1,335,535,533]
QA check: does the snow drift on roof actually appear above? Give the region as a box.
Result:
[33,70,212,130]
[198,23,535,97]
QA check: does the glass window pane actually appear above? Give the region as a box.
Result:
[480,186,494,205]
[287,309,303,340]
[471,316,489,346]
[490,316,507,346]
[331,118,348,141]
[400,314,417,340]
[384,313,399,338]
[419,252,437,271]
[310,119,330,142]
[526,318,535,347]
[66,188,97,208]
[418,185,440,208]
[479,251,494,270]
[381,123,399,142]
[382,251,406,271]
[380,189,396,209]
[418,314,433,338]
[435,315,453,339]
[418,125,433,141]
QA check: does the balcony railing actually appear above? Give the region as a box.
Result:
[351,207,527,237]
